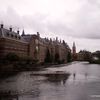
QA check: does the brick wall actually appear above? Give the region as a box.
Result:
[0,38,29,58]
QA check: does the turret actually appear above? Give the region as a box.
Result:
[22,30,25,36]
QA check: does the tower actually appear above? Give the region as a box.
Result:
[72,42,76,54]
[72,42,77,60]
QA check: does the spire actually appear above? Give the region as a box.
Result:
[72,42,76,54]
[72,42,76,51]
[22,29,25,36]
[73,42,76,48]
[72,42,77,60]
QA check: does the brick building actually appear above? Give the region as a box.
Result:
[0,24,71,63]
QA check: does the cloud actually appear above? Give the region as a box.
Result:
[0,0,100,51]
[0,6,48,33]
[72,0,100,39]
[0,0,100,39]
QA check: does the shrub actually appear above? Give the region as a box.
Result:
[55,53,60,63]
[45,49,52,63]
[5,53,19,62]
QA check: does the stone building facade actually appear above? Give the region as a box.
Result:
[0,24,71,63]
[0,24,29,58]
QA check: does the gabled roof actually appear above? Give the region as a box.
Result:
[22,35,33,42]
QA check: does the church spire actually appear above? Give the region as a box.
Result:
[73,42,75,48]
[72,42,76,54]
[72,42,77,60]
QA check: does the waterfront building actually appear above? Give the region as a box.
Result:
[0,24,71,63]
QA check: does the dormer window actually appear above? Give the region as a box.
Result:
[15,35,17,39]
[11,34,13,37]
[6,32,9,36]
[19,36,21,39]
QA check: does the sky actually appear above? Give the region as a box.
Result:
[0,0,100,52]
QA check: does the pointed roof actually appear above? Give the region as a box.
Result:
[22,29,25,36]
[73,42,76,47]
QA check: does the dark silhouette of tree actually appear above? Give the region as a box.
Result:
[5,53,19,62]
[79,50,91,61]
[93,51,100,59]
[67,52,72,62]
[55,53,60,63]
[45,49,52,63]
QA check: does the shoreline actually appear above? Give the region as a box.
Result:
[0,62,72,79]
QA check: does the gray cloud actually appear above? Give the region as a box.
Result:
[0,1,100,39]
[0,0,100,51]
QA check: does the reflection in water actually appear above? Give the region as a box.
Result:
[0,72,41,100]
[85,73,88,79]
[0,91,18,100]
[1,62,100,100]
[0,87,41,100]
[45,72,70,85]
[73,73,76,80]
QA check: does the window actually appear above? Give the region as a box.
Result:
[19,36,21,39]
[6,32,9,36]
[11,34,13,37]
[15,35,17,39]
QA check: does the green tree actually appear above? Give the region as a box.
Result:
[55,53,60,63]
[5,53,19,62]
[67,52,72,62]
[45,49,52,63]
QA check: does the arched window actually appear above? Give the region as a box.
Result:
[11,34,13,37]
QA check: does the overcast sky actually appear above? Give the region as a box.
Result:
[0,0,100,52]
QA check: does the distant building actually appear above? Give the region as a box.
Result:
[77,50,91,61]
[77,51,84,61]
[0,24,71,63]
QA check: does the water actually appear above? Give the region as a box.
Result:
[0,61,100,100]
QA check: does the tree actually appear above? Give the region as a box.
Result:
[78,50,91,61]
[45,49,52,63]
[67,52,72,62]
[55,53,60,63]
[5,53,19,62]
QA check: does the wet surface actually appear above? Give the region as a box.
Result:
[0,62,100,100]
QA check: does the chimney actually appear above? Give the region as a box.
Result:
[1,24,3,28]
[17,30,19,34]
[9,27,12,32]
[37,32,40,37]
